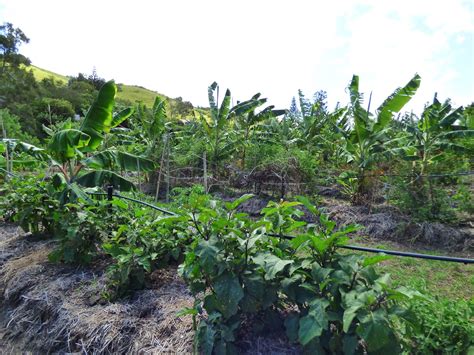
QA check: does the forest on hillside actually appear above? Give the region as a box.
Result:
[1,22,473,354]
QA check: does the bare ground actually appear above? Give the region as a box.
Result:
[0,224,195,354]
[0,224,299,354]
[0,195,471,354]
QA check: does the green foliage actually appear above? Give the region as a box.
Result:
[342,74,421,204]
[48,200,112,264]
[102,203,189,299]
[453,184,474,215]
[388,174,456,222]
[388,95,473,221]
[0,174,58,235]
[178,193,421,353]
[404,298,474,354]
[0,22,31,74]
[0,108,39,143]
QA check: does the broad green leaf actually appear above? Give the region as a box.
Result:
[214,273,244,318]
[342,335,359,355]
[254,254,293,280]
[356,310,398,352]
[208,81,219,122]
[225,193,254,211]
[298,300,329,346]
[111,107,134,128]
[290,234,311,249]
[195,239,219,273]
[362,254,391,267]
[80,80,117,150]
[442,129,474,138]
[86,149,155,171]
[197,323,216,355]
[49,129,90,162]
[284,313,300,343]
[343,306,362,332]
[217,89,232,128]
[12,141,48,161]
[76,169,136,191]
[438,106,463,127]
[295,195,319,216]
[68,182,93,203]
[376,74,421,130]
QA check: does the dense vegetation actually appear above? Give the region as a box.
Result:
[1,22,473,354]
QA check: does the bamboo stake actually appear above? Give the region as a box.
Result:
[203,150,208,193]
[154,134,167,202]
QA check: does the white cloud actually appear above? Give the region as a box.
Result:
[1,0,472,112]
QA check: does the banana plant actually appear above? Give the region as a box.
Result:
[398,94,473,214]
[14,81,155,201]
[297,95,350,165]
[401,94,473,169]
[342,73,421,204]
[233,93,286,168]
[201,82,279,173]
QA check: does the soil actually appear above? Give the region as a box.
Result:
[0,193,471,353]
[0,223,298,354]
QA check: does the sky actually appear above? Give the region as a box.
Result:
[1,0,473,112]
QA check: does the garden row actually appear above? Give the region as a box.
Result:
[1,177,472,353]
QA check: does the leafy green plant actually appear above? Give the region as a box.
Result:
[341,74,421,205]
[0,174,58,235]
[404,297,474,354]
[102,202,189,299]
[48,199,112,264]
[393,95,474,220]
[12,81,155,203]
[178,193,422,353]
[453,185,474,215]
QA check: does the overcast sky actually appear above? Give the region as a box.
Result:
[1,0,472,112]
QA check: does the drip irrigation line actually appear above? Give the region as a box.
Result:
[88,192,177,216]
[338,244,473,264]
[266,232,473,264]
[113,193,177,216]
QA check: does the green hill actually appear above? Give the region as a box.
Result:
[28,65,68,84]
[27,65,165,107]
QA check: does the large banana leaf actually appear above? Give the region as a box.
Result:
[232,94,266,116]
[49,129,90,162]
[149,96,167,139]
[76,169,136,191]
[217,89,232,128]
[348,75,371,143]
[85,149,156,171]
[375,74,421,131]
[111,107,134,128]
[441,130,474,138]
[438,107,463,127]
[208,82,219,122]
[9,140,49,161]
[80,80,117,151]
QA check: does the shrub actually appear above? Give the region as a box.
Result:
[178,193,422,353]
[404,298,474,354]
[0,174,58,235]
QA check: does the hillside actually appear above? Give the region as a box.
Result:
[27,65,165,107]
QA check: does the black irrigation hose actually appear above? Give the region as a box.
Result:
[87,191,177,216]
[113,193,177,216]
[339,245,473,264]
[267,232,473,264]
